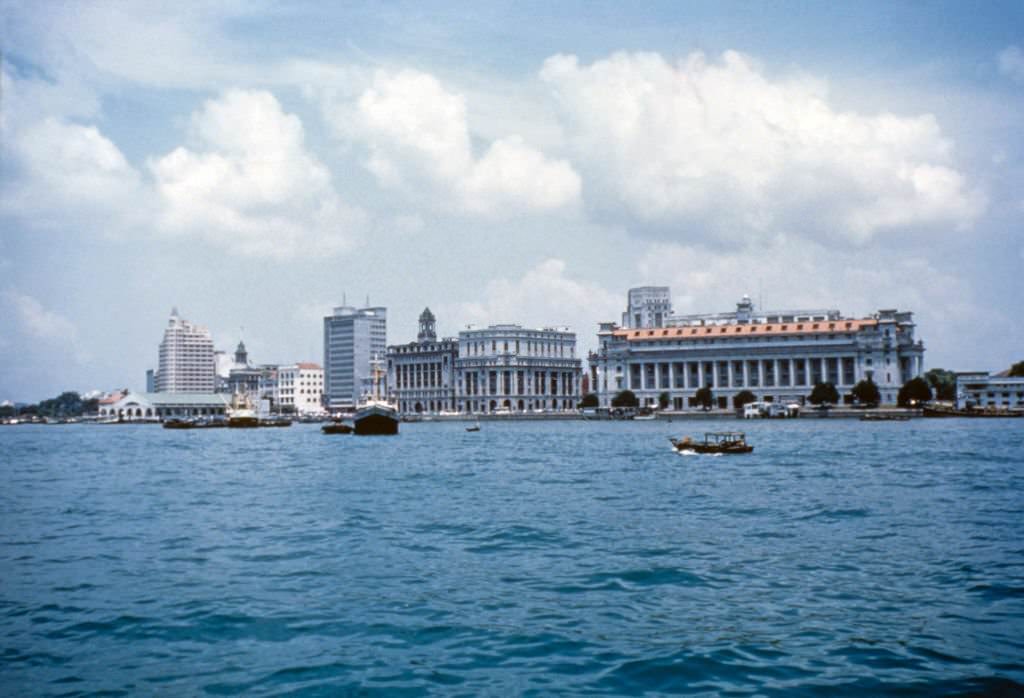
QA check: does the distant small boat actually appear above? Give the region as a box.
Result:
[162,418,195,429]
[322,421,353,434]
[634,412,657,421]
[466,421,481,432]
[670,432,753,454]
[860,413,911,421]
[259,417,292,427]
[923,405,1023,418]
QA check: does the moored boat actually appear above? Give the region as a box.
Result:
[353,358,399,436]
[923,405,1023,418]
[860,413,911,421]
[670,432,753,454]
[227,392,260,428]
[162,418,195,429]
[354,402,399,435]
[322,420,353,434]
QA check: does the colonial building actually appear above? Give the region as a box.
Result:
[386,308,458,415]
[590,291,925,408]
[276,363,324,414]
[456,324,582,414]
[99,392,231,421]
[156,308,215,392]
[956,371,1024,409]
[323,305,387,411]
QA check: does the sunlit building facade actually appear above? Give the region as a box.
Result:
[386,308,458,415]
[590,292,925,408]
[456,325,582,414]
[156,308,215,393]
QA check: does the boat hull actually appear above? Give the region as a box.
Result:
[923,407,1023,418]
[227,416,260,428]
[322,422,353,434]
[354,406,399,435]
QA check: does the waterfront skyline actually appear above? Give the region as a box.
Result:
[3,2,1024,402]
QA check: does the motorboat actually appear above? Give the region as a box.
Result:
[465,421,481,432]
[670,432,753,454]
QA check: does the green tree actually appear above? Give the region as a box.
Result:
[1008,361,1024,377]
[923,368,956,401]
[851,379,881,407]
[657,391,670,410]
[694,386,714,410]
[579,393,599,409]
[808,382,839,406]
[898,377,933,407]
[733,389,757,409]
[0,404,14,418]
[611,390,638,408]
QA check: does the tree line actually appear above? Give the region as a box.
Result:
[0,391,101,419]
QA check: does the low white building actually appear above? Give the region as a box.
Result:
[276,363,324,414]
[956,371,1024,409]
[99,392,231,421]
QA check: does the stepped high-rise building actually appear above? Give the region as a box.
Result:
[323,305,387,411]
[156,308,215,392]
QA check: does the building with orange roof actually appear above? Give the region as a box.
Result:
[589,290,925,409]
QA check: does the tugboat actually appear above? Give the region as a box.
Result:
[227,392,260,428]
[670,432,753,454]
[353,358,399,436]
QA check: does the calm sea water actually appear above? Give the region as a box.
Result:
[1,419,1022,696]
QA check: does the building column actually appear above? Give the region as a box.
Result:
[727,360,734,388]
[774,359,781,387]
[668,362,675,392]
[696,361,704,389]
[758,360,765,389]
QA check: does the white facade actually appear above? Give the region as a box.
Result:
[156,308,215,393]
[591,293,926,408]
[277,363,324,414]
[323,306,387,410]
[456,324,582,414]
[622,286,672,329]
[387,308,458,415]
[956,372,1024,409]
[99,392,230,421]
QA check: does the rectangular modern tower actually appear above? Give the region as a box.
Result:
[323,306,387,411]
[155,308,215,392]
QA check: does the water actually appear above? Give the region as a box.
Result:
[2,419,1022,696]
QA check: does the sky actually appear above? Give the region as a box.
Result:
[2,1,1023,403]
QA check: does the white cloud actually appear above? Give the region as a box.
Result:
[329,68,581,216]
[2,114,148,230]
[150,89,365,258]
[540,50,986,245]
[2,291,90,363]
[440,258,619,352]
[998,46,1024,83]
